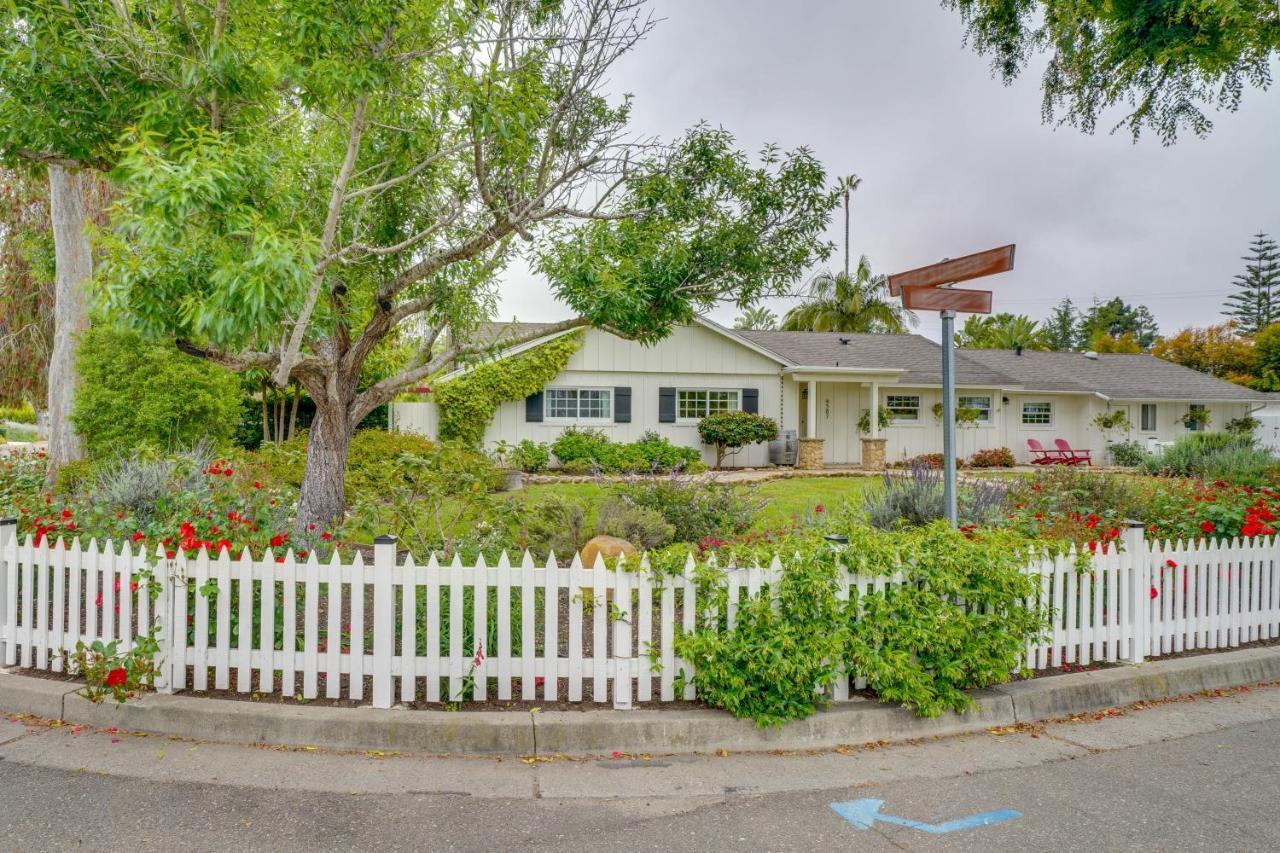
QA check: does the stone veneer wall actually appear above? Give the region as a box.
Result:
[860,438,886,471]
[797,437,825,469]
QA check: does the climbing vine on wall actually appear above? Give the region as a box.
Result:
[433,330,584,446]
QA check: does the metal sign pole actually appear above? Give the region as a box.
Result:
[941,309,957,527]
[888,244,1015,531]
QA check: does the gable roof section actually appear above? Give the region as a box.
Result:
[735,329,1012,386]
[960,349,1271,402]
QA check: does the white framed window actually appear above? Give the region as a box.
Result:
[886,394,920,423]
[677,389,739,420]
[1140,403,1157,432]
[1021,401,1053,426]
[958,395,993,424]
[545,388,612,421]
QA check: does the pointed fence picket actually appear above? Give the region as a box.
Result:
[2,520,1280,711]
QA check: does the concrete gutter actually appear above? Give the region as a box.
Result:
[2,646,1278,757]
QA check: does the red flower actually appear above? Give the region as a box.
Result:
[321,532,332,541]
[814,504,825,514]
[216,538,232,552]
[269,534,285,548]
[1165,559,1178,569]
[1150,586,1159,600]
[60,508,72,520]
[252,480,262,490]
[104,668,127,688]
[1200,520,1216,534]
[131,531,145,542]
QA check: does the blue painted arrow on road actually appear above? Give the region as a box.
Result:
[830,798,1021,834]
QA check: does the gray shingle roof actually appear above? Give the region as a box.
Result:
[733,329,1014,386]
[958,349,1271,402]
[467,321,563,347]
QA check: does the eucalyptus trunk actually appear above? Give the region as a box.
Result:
[45,165,91,479]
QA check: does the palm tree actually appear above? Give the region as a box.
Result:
[734,305,779,330]
[781,255,913,333]
[955,313,1051,350]
[835,175,861,279]
[780,174,914,334]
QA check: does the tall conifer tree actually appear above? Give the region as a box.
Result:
[1224,232,1280,335]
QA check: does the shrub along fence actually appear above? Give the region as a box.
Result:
[1,519,1278,712]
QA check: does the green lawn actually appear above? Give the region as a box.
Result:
[517,475,878,529]
[753,476,877,524]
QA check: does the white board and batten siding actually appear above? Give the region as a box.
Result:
[4,521,1280,712]
[395,325,786,467]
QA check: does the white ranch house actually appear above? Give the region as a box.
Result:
[391,318,1271,468]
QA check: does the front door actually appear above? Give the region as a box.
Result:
[815,383,860,464]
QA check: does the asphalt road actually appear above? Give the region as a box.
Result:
[1,685,1278,852]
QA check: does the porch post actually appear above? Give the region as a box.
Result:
[798,379,824,469]
[805,379,817,439]
[869,382,880,439]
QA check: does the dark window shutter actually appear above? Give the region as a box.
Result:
[525,391,544,423]
[614,387,631,423]
[742,388,759,414]
[658,387,676,423]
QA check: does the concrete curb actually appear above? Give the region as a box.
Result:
[2,647,1277,756]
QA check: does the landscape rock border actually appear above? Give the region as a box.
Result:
[2,647,1278,756]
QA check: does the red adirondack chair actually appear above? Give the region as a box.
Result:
[1054,438,1092,466]
[1026,438,1062,465]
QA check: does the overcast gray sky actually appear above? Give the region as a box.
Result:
[497,0,1280,343]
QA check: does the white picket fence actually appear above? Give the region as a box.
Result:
[2,520,1279,710]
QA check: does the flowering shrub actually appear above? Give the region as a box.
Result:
[968,447,1015,468]
[1004,468,1280,547]
[10,451,333,561]
[0,449,46,519]
[65,636,160,704]
[894,453,944,469]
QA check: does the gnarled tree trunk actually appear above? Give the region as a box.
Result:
[295,395,354,531]
[45,164,92,479]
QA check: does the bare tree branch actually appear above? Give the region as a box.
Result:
[271,95,369,387]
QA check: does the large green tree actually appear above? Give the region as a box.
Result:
[1079,297,1160,350]
[955,312,1050,350]
[1223,231,1280,335]
[1042,296,1079,351]
[945,1,1280,144]
[0,0,250,472]
[76,0,835,527]
[1152,322,1256,385]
